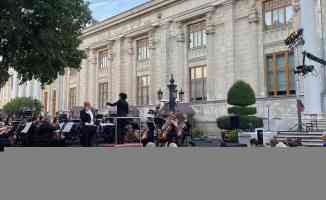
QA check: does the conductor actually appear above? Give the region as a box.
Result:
[107,93,129,144]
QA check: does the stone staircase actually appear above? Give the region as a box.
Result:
[276,132,325,147]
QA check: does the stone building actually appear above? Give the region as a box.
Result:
[39,0,325,133]
[0,69,42,108]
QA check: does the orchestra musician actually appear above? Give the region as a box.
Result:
[80,101,97,147]
[158,112,187,147]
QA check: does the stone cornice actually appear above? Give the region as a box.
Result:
[81,0,182,39]
[81,0,237,39]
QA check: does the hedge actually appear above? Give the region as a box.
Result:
[227,106,257,116]
[217,116,263,130]
[227,81,256,106]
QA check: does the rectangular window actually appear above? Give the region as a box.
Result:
[98,82,108,110]
[99,50,109,69]
[266,52,295,96]
[188,21,206,49]
[190,66,207,102]
[264,0,293,31]
[137,38,149,61]
[44,91,48,113]
[52,90,57,116]
[69,87,77,110]
[137,75,150,106]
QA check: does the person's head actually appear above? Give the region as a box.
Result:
[119,93,127,101]
[84,101,91,110]
[53,117,58,124]
[270,137,278,147]
[32,116,38,122]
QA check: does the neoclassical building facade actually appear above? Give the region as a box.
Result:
[0,69,42,108]
[39,0,325,132]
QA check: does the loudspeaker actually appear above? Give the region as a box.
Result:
[256,129,264,145]
[230,116,240,129]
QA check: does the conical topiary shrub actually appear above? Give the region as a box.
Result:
[217,81,263,131]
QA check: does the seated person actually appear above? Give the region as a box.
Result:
[160,113,180,147]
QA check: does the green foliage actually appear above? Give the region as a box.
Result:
[227,106,257,116]
[2,97,43,116]
[217,116,264,130]
[222,130,239,143]
[0,0,92,86]
[227,81,256,106]
[192,128,206,138]
[217,80,263,131]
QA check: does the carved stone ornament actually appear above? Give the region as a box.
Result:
[107,40,115,59]
[176,23,185,42]
[206,7,216,34]
[292,0,300,13]
[127,38,134,55]
[248,0,259,23]
[149,30,156,49]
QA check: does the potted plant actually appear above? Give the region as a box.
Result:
[217,81,263,145]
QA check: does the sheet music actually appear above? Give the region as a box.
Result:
[21,122,32,134]
[59,123,65,129]
[63,122,74,133]
[100,123,115,127]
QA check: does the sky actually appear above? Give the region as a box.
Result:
[88,0,150,21]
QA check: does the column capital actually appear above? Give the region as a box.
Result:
[292,0,301,13]
[176,22,185,43]
[126,37,134,55]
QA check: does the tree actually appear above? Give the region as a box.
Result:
[3,97,43,116]
[0,0,92,86]
[217,81,263,131]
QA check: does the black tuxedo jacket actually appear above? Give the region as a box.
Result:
[80,109,96,126]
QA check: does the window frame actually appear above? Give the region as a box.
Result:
[98,82,109,110]
[52,90,57,115]
[189,65,208,102]
[136,38,150,61]
[263,0,294,31]
[266,51,295,97]
[188,21,207,49]
[98,49,109,69]
[136,75,151,106]
[68,87,77,111]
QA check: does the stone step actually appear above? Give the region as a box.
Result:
[301,142,324,147]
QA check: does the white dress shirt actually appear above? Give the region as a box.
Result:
[85,109,94,126]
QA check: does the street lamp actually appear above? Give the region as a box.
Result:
[167,74,177,112]
[157,88,163,101]
[179,88,185,103]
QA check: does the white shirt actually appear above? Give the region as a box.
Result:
[276,142,288,148]
[85,109,94,126]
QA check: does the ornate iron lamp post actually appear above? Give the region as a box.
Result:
[167,74,177,112]
[179,88,185,103]
[157,88,163,102]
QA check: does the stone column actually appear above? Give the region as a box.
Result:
[107,40,115,102]
[159,21,172,103]
[175,22,186,101]
[223,0,236,96]
[206,7,217,101]
[87,49,97,104]
[121,37,135,104]
[112,38,122,101]
[301,0,323,114]
[78,55,87,105]
[248,0,261,97]
[149,26,160,105]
